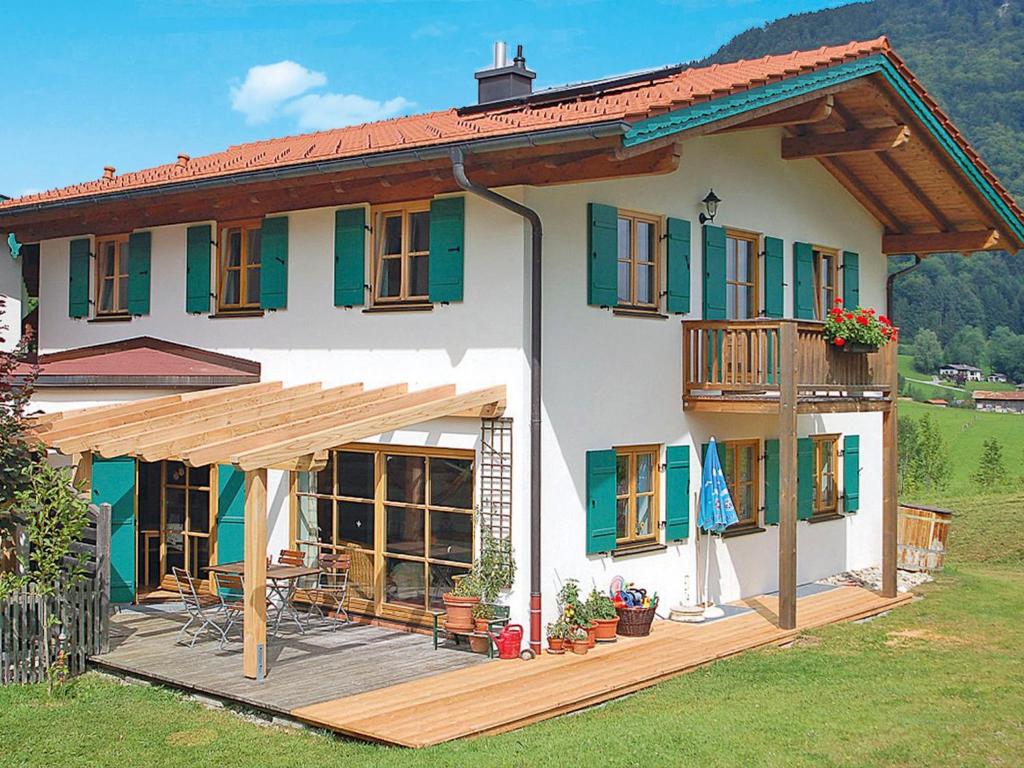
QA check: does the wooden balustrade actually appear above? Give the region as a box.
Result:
[682,319,895,407]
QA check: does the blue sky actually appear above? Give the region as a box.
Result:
[2,0,850,197]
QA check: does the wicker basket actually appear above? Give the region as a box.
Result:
[615,604,657,637]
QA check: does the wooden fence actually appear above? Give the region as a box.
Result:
[0,503,110,684]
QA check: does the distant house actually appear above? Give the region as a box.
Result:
[925,398,948,407]
[938,363,983,383]
[987,373,1008,383]
[973,390,1024,413]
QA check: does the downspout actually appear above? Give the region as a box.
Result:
[885,254,922,320]
[450,147,545,654]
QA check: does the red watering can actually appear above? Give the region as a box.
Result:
[491,624,523,660]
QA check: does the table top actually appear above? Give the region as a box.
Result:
[205,561,319,580]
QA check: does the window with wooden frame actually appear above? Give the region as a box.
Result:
[95,235,130,315]
[615,445,660,547]
[217,220,262,311]
[616,211,661,311]
[812,246,838,320]
[725,230,759,320]
[721,439,760,528]
[812,434,839,517]
[372,202,430,305]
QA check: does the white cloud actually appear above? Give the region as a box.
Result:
[230,60,327,124]
[284,93,414,130]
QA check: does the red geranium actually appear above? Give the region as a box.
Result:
[822,298,896,350]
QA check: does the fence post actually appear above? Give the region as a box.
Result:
[95,503,112,653]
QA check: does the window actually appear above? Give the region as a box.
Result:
[217,220,262,311]
[812,435,839,517]
[812,247,838,320]
[295,445,475,618]
[616,211,660,311]
[721,439,760,528]
[615,445,660,547]
[725,231,759,319]
[95,235,130,315]
[373,202,430,304]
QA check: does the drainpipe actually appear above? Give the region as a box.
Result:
[450,147,545,655]
[885,254,922,320]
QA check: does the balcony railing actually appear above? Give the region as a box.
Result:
[682,319,896,407]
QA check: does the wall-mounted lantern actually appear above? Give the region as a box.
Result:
[698,189,722,225]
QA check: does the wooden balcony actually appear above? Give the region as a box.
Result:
[682,319,897,414]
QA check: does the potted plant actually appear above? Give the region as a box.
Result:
[570,627,590,655]
[442,571,481,633]
[546,620,569,654]
[586,587,620,642]
[473,601,495,634]
[823,298,898,353]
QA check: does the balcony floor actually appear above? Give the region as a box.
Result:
[684,392,893,414]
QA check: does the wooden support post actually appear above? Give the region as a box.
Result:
[243,468,268,680]
[95,502,112,653]
[881,403,899,598]
[778,321,799,630]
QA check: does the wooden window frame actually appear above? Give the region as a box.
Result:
[721,438,761,529]
[811,246,839,320]
[371,201,432,306]
[94,234,130,316]
[725,229,761,320]
[614,444,661,548]
[292,443,476,624]
[217,219,263,312]
[616,210,662,312]
[812,434,840,517]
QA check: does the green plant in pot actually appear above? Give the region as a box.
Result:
[570,626,590,655]
[546,619,570,653]
[472,601,495,633]
[586,587,620,642]
[442,570,482,633]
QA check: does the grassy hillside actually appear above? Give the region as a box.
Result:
[897,354,1017,401]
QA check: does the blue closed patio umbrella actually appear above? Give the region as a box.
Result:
[699,437,738,618]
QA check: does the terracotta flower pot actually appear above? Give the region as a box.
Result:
[572,641,589,656]
[547,637,564,654]
[442,593,480,633]
[585,623,597,648]
[474,617,490,633]
[468,633,491,654]
[594,616,620,641]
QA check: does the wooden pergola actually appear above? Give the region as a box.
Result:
[31,380,506,679]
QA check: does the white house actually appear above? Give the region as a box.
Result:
[939,363,983,382]
[3,37,1022,673]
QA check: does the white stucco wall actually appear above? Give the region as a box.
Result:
[30,127,889,624]
[0,237,21,351]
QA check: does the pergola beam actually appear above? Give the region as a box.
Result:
[882,229,1000,254]
[782,125,910,159]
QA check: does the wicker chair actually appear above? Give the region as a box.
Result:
[306,552,351,630]
[172,567,224,648]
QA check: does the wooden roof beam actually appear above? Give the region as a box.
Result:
[782,125,910,160]
[819,155,904,232]
[882,229,1000,255]
[717,95,833,133]
[232,386,507,471]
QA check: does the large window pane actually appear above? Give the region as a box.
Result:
[247,229,262,266]
[337,451,374,499]
[316,453,335,496]
[385,557,425,608]
[188,465,210,487]
[409,211,430,253]
[165,531,184,573]
[429,511,473,563]
[222,270,240,306]
[386,455,425,504]
[636,452,653,493]
[617,262,630,303]
[617,218,630,261]
[383,215,402,255]
[386,505,425,556]
[409,254,429,297]
[637,264,653,304]
[187,490,209,533]
[380,258,402,298]
[429,563,468,608]
[245,265,261,305]
[166,461,187,486]
[297,495,318,541]
[429,457,473,509]
[226,230,242,267]
[165,487,185,530]
[616,455,629,496]
[117,277,128,312]
[188,536,210,577]
[337,501,374,548]
[636,495,652,537]
[316,497,333,545]
[616,497,628,539]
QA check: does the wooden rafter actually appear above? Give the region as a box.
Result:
[781,125,910,160]
[819,155,904,232]
[882,229,1000,255]
[717,95,833,133]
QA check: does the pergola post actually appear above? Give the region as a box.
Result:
[243,467,268,680]
[777,321,799,630]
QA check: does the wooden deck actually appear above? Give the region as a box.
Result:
[291,586,911,747]
[90,586,910,747]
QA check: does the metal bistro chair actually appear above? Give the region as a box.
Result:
[210,571,246,649]
[172,566,224,648]
[306,552,351,630]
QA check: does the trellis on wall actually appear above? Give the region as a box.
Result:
[478,418,513,548]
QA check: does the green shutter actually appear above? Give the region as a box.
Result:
[185,225,212,314]
[763,236,784,319]
[127,231,151,316]
[797,437,814,521]
[764,439,780,525]
[585,449,617,554]
[428,196,465,303]
[334,207,366,307]
[260,216,288,310]
[665,217,691,314]
[702,224,727,320]
[842,250,860,309]
[793,242,815,319]
[68,238,91,318]
[217,465,245,566]
[587,203,618,307]
[664,445,690,540]
[843,435,860,513]
[93,456,136,604]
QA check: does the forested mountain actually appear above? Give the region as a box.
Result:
[704,0,1024,375]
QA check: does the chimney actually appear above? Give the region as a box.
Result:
[475,42,536,104]
[176,153,191,168]
[102,166,116,181]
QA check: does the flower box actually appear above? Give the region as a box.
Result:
[823,299,897,352]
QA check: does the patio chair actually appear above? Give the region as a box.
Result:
[278,548,305,567]
[210,571,245,649]
[306,552,351,630]
[172,567,224,648]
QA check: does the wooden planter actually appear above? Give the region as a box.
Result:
[836,341,880,354]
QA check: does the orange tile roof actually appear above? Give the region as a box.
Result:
[0,37,891,211]
[973,390,1024,401]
